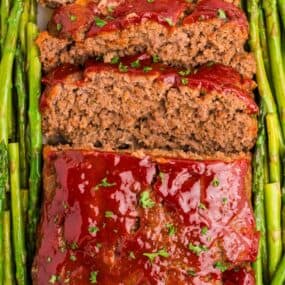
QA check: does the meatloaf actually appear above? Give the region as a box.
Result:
[32,146,258,285]
[37,0,255,77]
[41,54,258,154]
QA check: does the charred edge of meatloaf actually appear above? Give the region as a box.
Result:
[37,1,254,77]
[41,66,258,154]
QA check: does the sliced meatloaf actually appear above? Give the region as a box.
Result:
[41,54,258,154]
[32,146,258,285]
[37,0,254,77]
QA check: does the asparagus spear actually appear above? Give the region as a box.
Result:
[265,182,282,277]
[19,1,30,54]
[278,0,285,31]
[263,0,285,140]
[3,211,13,285]
[29,0,37,23]
[0,0,23,283]
[271,254,285,285]
[21,189,28,225]
[15,48,28,188]
[0,0,10,51]
[27,22,42,255]
[8,143,27,285]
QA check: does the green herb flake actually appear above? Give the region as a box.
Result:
[110,56,120,64]
[69,14,77,22]
[70,241,79,250]
[143,248,169,262]
[166,223,176,237]
[119,62,129,72]
[201,226,208,236]
[129,251,136,259]
[49,274,59,284]
[179,69,191,76]
[188,242,208,256]
[198,203,206,210]
[159,172,165,180]
[107,6,114,13]
[131,59,140,68]
[140,191,155,208]
[152,54,160,63]
[212,177,220,187]
[143,66,152,73]
[187,269,196,276]
[89,271,99,284]
[147,0,154,2]
[94,177,116,190]
[214,261,228,272]
[164,17,174,26]
[105,211,114,218]
[70,254,77,261]
[94,17,107,27]
[222,197,228,205]
[181,78,189,85]
[89,225,99,234]
[217,9,227,20]
[56,23,62,31]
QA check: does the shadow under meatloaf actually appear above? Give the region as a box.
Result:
[41,54,258,154]
[37,0,254,77]
[32,146,258,285]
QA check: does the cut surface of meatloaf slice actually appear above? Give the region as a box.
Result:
[37,0,254,77]
[41,54,258,154]
[32,146,258,285]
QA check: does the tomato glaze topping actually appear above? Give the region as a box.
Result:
[33,149,259,285]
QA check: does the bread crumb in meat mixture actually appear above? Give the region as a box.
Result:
[37,0,255,77]
[40,54,258,154]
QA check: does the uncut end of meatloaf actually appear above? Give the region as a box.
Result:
[32,146,258,285]
[37,0,255,78]
[40,54,258,154]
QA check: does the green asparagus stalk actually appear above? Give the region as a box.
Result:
[19,1,30,54]
[8,143,27,285]
[15,48,28,188]
[3,211,13,285]
[271,254,285,285]
[263,0,285,140]
[265,182,282,277]
[21,189,28,221]
[27,22,42,255]
[0,0,23,283]
[1,0,10,51]
[29,0,37,23]
[278,0,285,31]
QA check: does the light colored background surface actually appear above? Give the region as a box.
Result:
[38,6,52,31]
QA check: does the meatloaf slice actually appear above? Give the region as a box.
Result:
[32,146,258,285]
[37,0,254,77]
[41,54,258,154]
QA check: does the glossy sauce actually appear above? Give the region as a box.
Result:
[33,149,258,284]
[41,54,258,115]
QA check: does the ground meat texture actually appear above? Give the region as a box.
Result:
[37,0,254,77]
[32,146,258,285]
[40,56,258,154]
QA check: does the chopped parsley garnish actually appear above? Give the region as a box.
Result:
[187,269,196,276]
[214,261,228,272]
[94,177,116,190]
[159,172,165,180]
[152,54,160,63]
[143,66,152,73]
[107,6,114,13]
[131,59,140,68]
[69,14,77,22]
[212,177,220,187]
[188,242,208,255]
[49,274,59,284]
[70,254,77,261]
[89,271,98,284]
[110,56,120,64]
[164,17,174,26]
[217,9,227,20]
[179,69,191,76]
[94,17,107,27]
[139,191,155,208]
[222,197,228,205]
[166,223,176,236]
[56,23,62,31]
[143,248,169,262]
[201,226,208,236]
[70,241,78,250]
[105,211,114,218]
[129,251,136,259]
[198,203,206,210]
[119,62,128,72]
[147,0,154,2]
[88,226,99,234]
[181,78,189,85]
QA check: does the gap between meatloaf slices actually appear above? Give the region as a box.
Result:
[32,146,259,285]
[40,53,258,154]
[37,0,255,77]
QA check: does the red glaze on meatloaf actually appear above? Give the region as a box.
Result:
[32,147,259,285]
